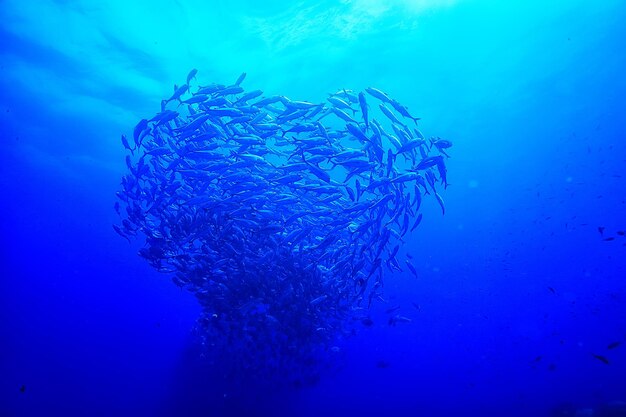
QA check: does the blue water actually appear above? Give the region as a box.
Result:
[1,1,625,416]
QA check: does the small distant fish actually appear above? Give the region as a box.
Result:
[234,72,247,86]
[388,315,412,326]
[310,295,328,305]
[410,213,423,232]
[361,317,374,327]
[385,305,401,314]
[617,231,625,236]
[358,92,368,128]
[19,385,26,393]
[112,224,130,243]
[186,68,198,85]
[121,134,134,154]
[607,341,621,350]
[548,286,556,294]
[592,354,610,365]
[598,226,605,236]
[603,237,615,241]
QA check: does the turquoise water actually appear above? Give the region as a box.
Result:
[1,1,625,416]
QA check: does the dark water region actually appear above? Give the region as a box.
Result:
[1,0,626,416]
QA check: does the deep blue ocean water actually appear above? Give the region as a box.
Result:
[1,1,625,416]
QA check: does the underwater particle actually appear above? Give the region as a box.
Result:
[376,360,390,368]
[468,179,479,188]
[548,286,556,294]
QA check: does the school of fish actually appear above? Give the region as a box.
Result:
[114,69,452,376]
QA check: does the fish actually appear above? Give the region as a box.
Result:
[388,315,412,325]
[112,224,130,243]
[330,107,358,124]
[365,87,392,103]
[115,70,453,375]
[430,137,452,156]
[236,89,264,104]
[379,103,402,125]
[592,354,610,365]
[358,92,369,128]
[121,134,134,154]
[346,123,369,143]
[389,99,420,125]
[180,94,209,105]
[327,96,355,114]
[217,85,245,96]
[234,72,247,86]
[186,68,198,85]
[167,84,189,103]
[133,119,149,148]
[607,341,621,349]
[385,305,401,314]
[434,191,445,215]
[410,213,423,232]
[413,155,442,171]
[311,295,328,305]
[405,259,418,279]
